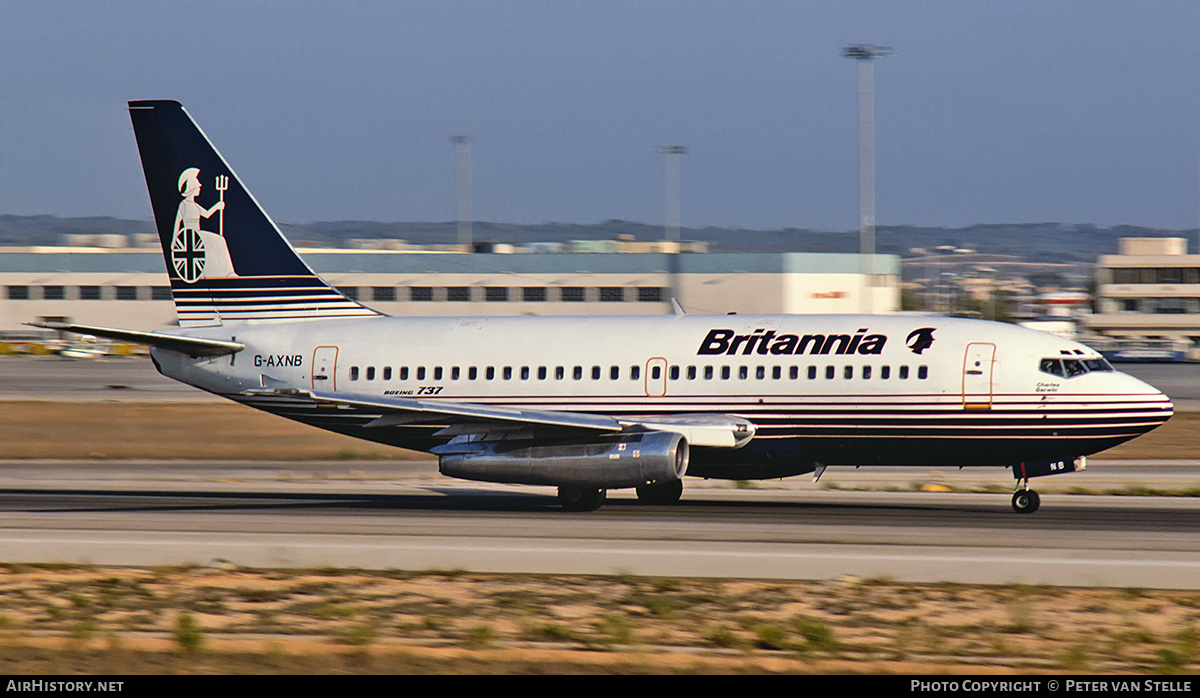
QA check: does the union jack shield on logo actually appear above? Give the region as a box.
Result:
[172,228,206,283]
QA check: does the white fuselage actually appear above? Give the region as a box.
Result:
[153,313,1173,479]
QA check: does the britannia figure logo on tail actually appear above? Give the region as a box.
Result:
[171,168,237,283]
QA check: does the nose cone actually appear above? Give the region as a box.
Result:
[1117,371,1174,431]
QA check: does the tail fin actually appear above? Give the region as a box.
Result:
[128,100,379,327]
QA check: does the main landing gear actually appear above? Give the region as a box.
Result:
[635,480,684,505]
[557,480,685,511]
[557,486,606,512]
[1011,481,1041,514]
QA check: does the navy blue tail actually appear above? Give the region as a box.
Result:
[129,100,378,326]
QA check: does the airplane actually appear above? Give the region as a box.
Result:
[34,100,1174,514]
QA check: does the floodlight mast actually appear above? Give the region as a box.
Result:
[842,44,892,314]
[656,145,688,243]
[452,135,472,249]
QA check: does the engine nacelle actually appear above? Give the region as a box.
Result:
[439,431,689,489]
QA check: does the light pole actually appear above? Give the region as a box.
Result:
[656,145,687,244]
[843,44,892,314]
[452,135,472,250]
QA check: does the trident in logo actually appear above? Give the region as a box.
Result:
[215,175,229,237]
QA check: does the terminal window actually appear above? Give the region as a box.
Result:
[410,287,434,301]
[560,287,585,302]
[522,287,547,302]
[6,286,29,300]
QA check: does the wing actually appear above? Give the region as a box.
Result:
[272,389,756,450]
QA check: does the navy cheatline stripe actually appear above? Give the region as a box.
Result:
[172,288,353,299]
[176,298,361,307]
[170,275,333,289]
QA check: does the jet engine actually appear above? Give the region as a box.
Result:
[439,431,689,489]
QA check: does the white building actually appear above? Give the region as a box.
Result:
[1,247,900,334]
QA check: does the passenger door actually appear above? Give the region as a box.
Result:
[312,345,339,391]
[962,342,995,409]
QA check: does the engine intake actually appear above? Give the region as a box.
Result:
[439,431,689,489]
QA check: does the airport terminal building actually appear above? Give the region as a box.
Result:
[0,247,900,335]
[1087,237,1200,357]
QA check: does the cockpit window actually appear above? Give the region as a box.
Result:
[1040,356,1113,378]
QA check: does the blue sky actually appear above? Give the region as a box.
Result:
[2,2,1200,231]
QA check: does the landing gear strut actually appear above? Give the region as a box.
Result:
[1011,481,1040,514]
[636,480,684,505]
[557,486,606,512]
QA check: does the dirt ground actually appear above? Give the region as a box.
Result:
[0,400,1192,461]
[0,565,1195,675]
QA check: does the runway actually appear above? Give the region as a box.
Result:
[0,461,1198,589]
[1,357,1198,588]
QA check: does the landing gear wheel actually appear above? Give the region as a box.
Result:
[1011,489,1040,514]
[557,487,607,512]
[636,480,684,505]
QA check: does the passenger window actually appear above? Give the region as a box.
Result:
[844,366,853,379]
[521,366,530,380]
[468,367,477,380]
[538,366,547,380]
[738,366,748,380]
[383,367,392,381]
[592,366,601,380]
[451,367,459,380]
[789,366,798,380]
[825,366,835,379]
[611,366,620,380]
[631,366,641,380]
[366,367,375,380]
[416,367,426,380]
[399,367,409,380]
[918,366,929,379]
[433,367,442,380]
[756,366,765,380]
[863,365,872,380]
[881,365,890,379]
[808,366,817,380]
[669,366,679,380]
[704,366,714,380]
[486,367,495,380]
[574,366,583,380]
[556,366,565,380]
[899,366,909,379]
[1039,359,1064,377]
[651,366,662,380]
[721,366,731,380]
[686,366,696,380]
[503,366,513,380]
[350,366,359,381]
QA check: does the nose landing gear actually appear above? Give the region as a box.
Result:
[1011,483,1040,514]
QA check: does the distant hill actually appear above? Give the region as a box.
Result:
[0,214,1191,265]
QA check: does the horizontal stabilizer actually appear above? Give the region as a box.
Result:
[29,322,244,357]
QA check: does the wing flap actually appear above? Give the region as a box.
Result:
[308,390,624,433]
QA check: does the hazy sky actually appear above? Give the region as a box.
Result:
[3,2,1200,231]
